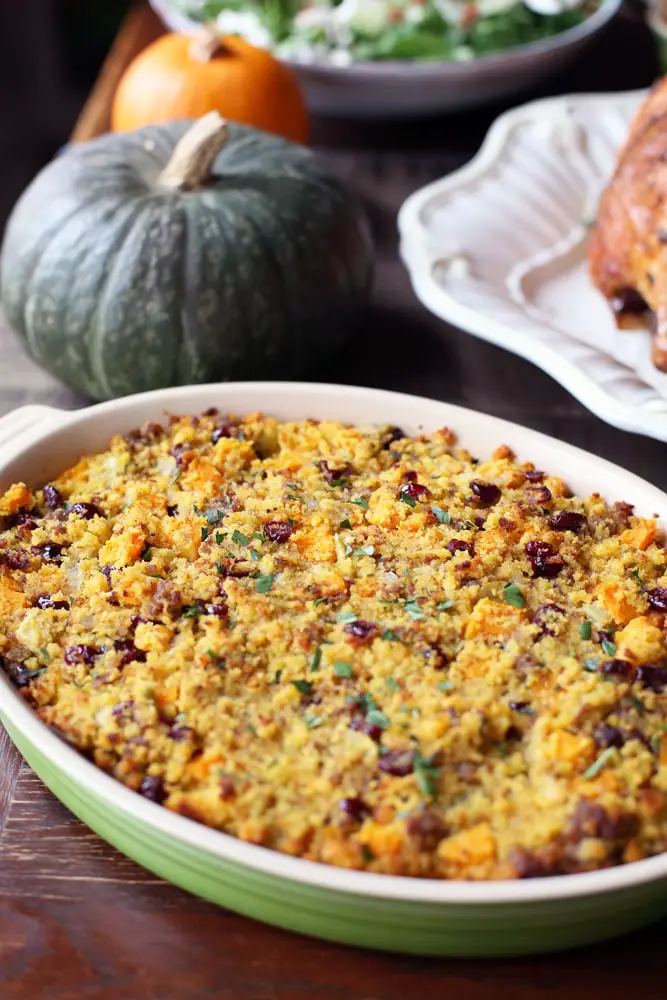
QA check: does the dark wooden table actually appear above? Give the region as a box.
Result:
[1,3,666,997]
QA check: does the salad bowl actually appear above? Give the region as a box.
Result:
[3,381,667,956]
[150,0,622,117]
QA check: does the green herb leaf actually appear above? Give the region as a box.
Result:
[652,734,662,754]
[631,568,643,585]
[328,478,348,488]
[310,647,322,672]
[494,742,510,758]
[400,494,417,508]
[624,695,645,713]
[365,708,390,730]
[381,628,401,642]
[353,497,369,510]
[578,620,592,640]
[313,597,327,606]
[438,680,455,692]
[601,637,616,657]
[232,529,249,546]
[256,574,275,594]
[582,747,615,780]
[385,677,401,691]
[413,753,440,799]
[339,519,352,530]
[170,469,182,486]
[436,599,454,611]
[361,844,375,862]
[334,661,354,678]
[38,647,51,662]
[205,509,224,525]
[583,658,599,673]
[502,582,524,608]
[201,526,209,542]
[292,679,313,697]
[304,714,325,729]
[216,561,226,575]
[193,504,199,514]
[249,549,260,562]
[250,532,265,542]
[140,546,152,562]
[431,505,451,524]
[215,531,226,544]
[273,669,282,684]
[352,545,374,557]
[182,604,201,618]
[337,611,358,623]
[403,599,425,621]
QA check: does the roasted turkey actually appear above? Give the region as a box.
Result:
[589,79,667,371]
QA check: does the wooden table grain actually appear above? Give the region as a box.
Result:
[1,3,666,997]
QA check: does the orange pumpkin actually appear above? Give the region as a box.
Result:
[111,31,308,144]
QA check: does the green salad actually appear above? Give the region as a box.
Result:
[167,0,597,65]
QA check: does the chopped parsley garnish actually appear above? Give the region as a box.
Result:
[310,647,322,672]
[250,532,265,542]
[365,708,390,730]
[249,549,260,561]
[201,527,209,542]
[438,680,455,692]
[205,509,224,525]
[334,661,354,678]
[214,531,226,544]
[38,647,51,662]
[353,497,369,510]
[339,519,352,530]
[502,582,524,608]
[337,611,358,623]
[381,628,401,642]
[352,545,374,557]
[413,753,440,799]
[170,468,182,486]
[600,637,616,657]
[216,561,226,575]
[631,568,643,585]
[256,574,275,594]
[385,677,401,691]
[431,505,451,524]
[582,747,615,780]
[273,669,282,684]
[361,845,375,862]
[578,620,592,640]
[313,597,327,606]
[286,483,300,491]
[623,695,645,713]
[403,598,424,621]
[436,599,454,611]
[140,546,152,562]
[583,658,599,672]
[193,504,199,514]
[400,494,417,508]
[182,604,201,618]
[231,529,249,546]
[304,714,325,729]
[292,679,314,696]
[328,478,348,488]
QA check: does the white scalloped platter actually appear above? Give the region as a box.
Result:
[397,90,667,441]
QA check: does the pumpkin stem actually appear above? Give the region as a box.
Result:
[158,112,229,192]
[189,25,226,62]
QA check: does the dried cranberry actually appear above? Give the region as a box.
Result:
[567,801,639,842]
[338,797,369,822]
[2,548,30,570]
[383,427,405,448]
[636,664,667,692]
[509,847,559,879]
[344,620,378,646]
[447,539,473,556]
[36,543,64,564]
[203,602,227,619]
[64,644,99,665]
[406,810,446,848]
[647,587,667,611]
[219,777,235,800]
[600,659,633,679]
[170,442,191,467]
[320,460,353,484]
[400,481,430,501]
[113,639,146,667]
[42,485,63,510]
[129,615,150,632]
[524,485,552,505]
[509,700,531,712]
[212,423,234,444]
[403,471,418,483]
[474,515,487,530]
[550,510,586,533]
[14,513,38,530]
[263,521,293,543]
[525,540,564,579]
[169,724,195,743]
[35,595,68,611]
[532,602,565,636]
[469,480,501,505]
[592,723,626,748]
[166,504,178,517]
[378,749,414,776]
[69,502,103,520]
[139,775,167,804]
[349,717,382,742]
[524,469,545,483]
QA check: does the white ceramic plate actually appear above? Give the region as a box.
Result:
[149,0,622,118]
[3,382,667,955]
[397,89,667,442]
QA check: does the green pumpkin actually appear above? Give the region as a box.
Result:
[0,114,373,400]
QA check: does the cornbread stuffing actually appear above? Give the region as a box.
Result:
[3,409,667,880]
